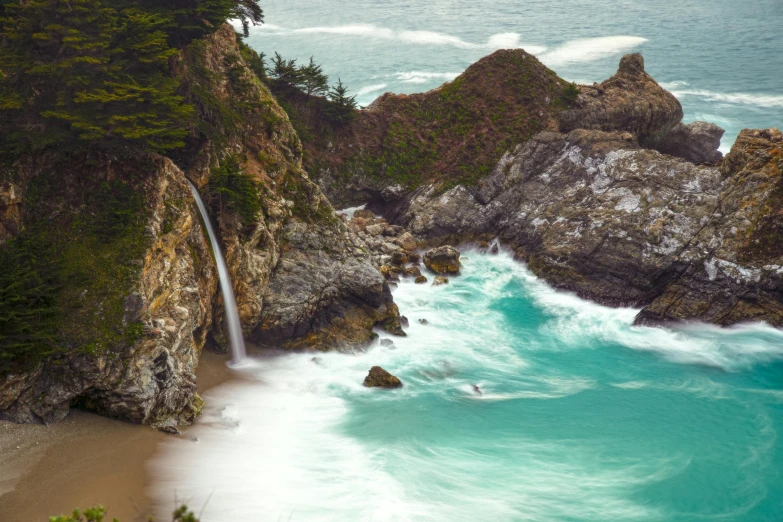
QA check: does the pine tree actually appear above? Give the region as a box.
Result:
[268,52,302,89]
[0,0,193,154]
[326,78,358,123]
[299,56,329,97]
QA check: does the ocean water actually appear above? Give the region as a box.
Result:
[241,0,783,152]
[150,251,783,521]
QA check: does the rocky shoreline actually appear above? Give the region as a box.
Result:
[1,24,780,430]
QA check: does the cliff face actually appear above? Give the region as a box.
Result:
[0,156,214,429]
[175,25,400,351]
[316,52,783,328]
[0,25,400,427]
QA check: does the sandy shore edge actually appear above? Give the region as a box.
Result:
[0,349,235,522]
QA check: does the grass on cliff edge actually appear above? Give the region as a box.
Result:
[0,164,151,376]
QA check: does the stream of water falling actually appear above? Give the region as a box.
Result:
[188,181,247,365]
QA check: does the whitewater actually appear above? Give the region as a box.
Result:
[149,2,783,520]
[150,250,783,521]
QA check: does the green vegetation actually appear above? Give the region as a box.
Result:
[49,504,199,522]
[208,155,262,225]
[560,82,580,105]
[0,0,263,157]
[0,167,150,374]
[326,78,358,123]
[267,53,358,126]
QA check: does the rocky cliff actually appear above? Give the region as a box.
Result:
[310,52,783,328]
[0,25,400,428]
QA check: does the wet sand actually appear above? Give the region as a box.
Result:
[0,349,236,522]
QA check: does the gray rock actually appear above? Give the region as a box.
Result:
[657,121,725,164]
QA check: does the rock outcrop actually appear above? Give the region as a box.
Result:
[312,52,781,328]
[363,366,403,388]
[174,25,400,352]
[0,25,401,427]
[559,54,683,148]
[423,246,461,274]
[657,121,725,165]
[0,156,214,428]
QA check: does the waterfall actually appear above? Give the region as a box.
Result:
[188,180,247,365]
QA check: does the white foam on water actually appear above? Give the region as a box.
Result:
[355,83,388,97]
[489,251,783,371]
[254,23,546,53]
[149,250,783,521]
[335,204,366,219]
[539,36,648,66]
[393,71,462,84]
[667,88,783,109]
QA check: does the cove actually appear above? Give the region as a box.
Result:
[148,250,783,521]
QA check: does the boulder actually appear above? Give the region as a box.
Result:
[423,246,461,274]
[415,275,428,284]
[405,266,422,277]
[390,251,409,266]
[353,208,375,219]
[363,366,403,388]
[433,276,449,286]
[657,121,725,164]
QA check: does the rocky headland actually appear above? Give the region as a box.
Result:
[1,24,780,431]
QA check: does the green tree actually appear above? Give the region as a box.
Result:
[0,0,194,154]
[268,52,302,89]
[326,78,358,123]
[209,155,261,225]
[299,56,329,97]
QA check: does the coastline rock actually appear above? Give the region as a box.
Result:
[658,121,725,164]
[433,276,449,286]
[0,156,213,427]
[415,275,428,284]
[423,246,461,274]
[559,53,683,148]
[363,366,403,388]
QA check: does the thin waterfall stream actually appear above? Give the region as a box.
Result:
[188,180,247,365]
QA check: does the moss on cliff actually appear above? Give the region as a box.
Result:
[0,161,151,375]
[292,49,571,193]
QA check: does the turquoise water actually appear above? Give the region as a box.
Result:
[242,0,783,151]
[150,252,783,521]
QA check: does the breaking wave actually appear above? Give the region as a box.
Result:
[149,249,783,521]
[539,36,648,66]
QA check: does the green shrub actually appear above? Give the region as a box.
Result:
[209,155,261,225]
[560,82,580,105]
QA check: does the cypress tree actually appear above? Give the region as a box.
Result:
[326,78,358,123]
[300,56,329,97]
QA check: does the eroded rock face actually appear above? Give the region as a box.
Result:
[388,126,783,326]
[657,121,725,165]
[0,157,216,428]
[423,246,461,274]
[559,53,683,148]
[363,366,403,388]
[178,25,401,352]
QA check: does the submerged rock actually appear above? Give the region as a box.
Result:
[433,276,449,286]
[415,275,428,284]
[363,366,403,388]
[423,246,461,274]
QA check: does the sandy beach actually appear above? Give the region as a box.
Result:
[0,349,235,522]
